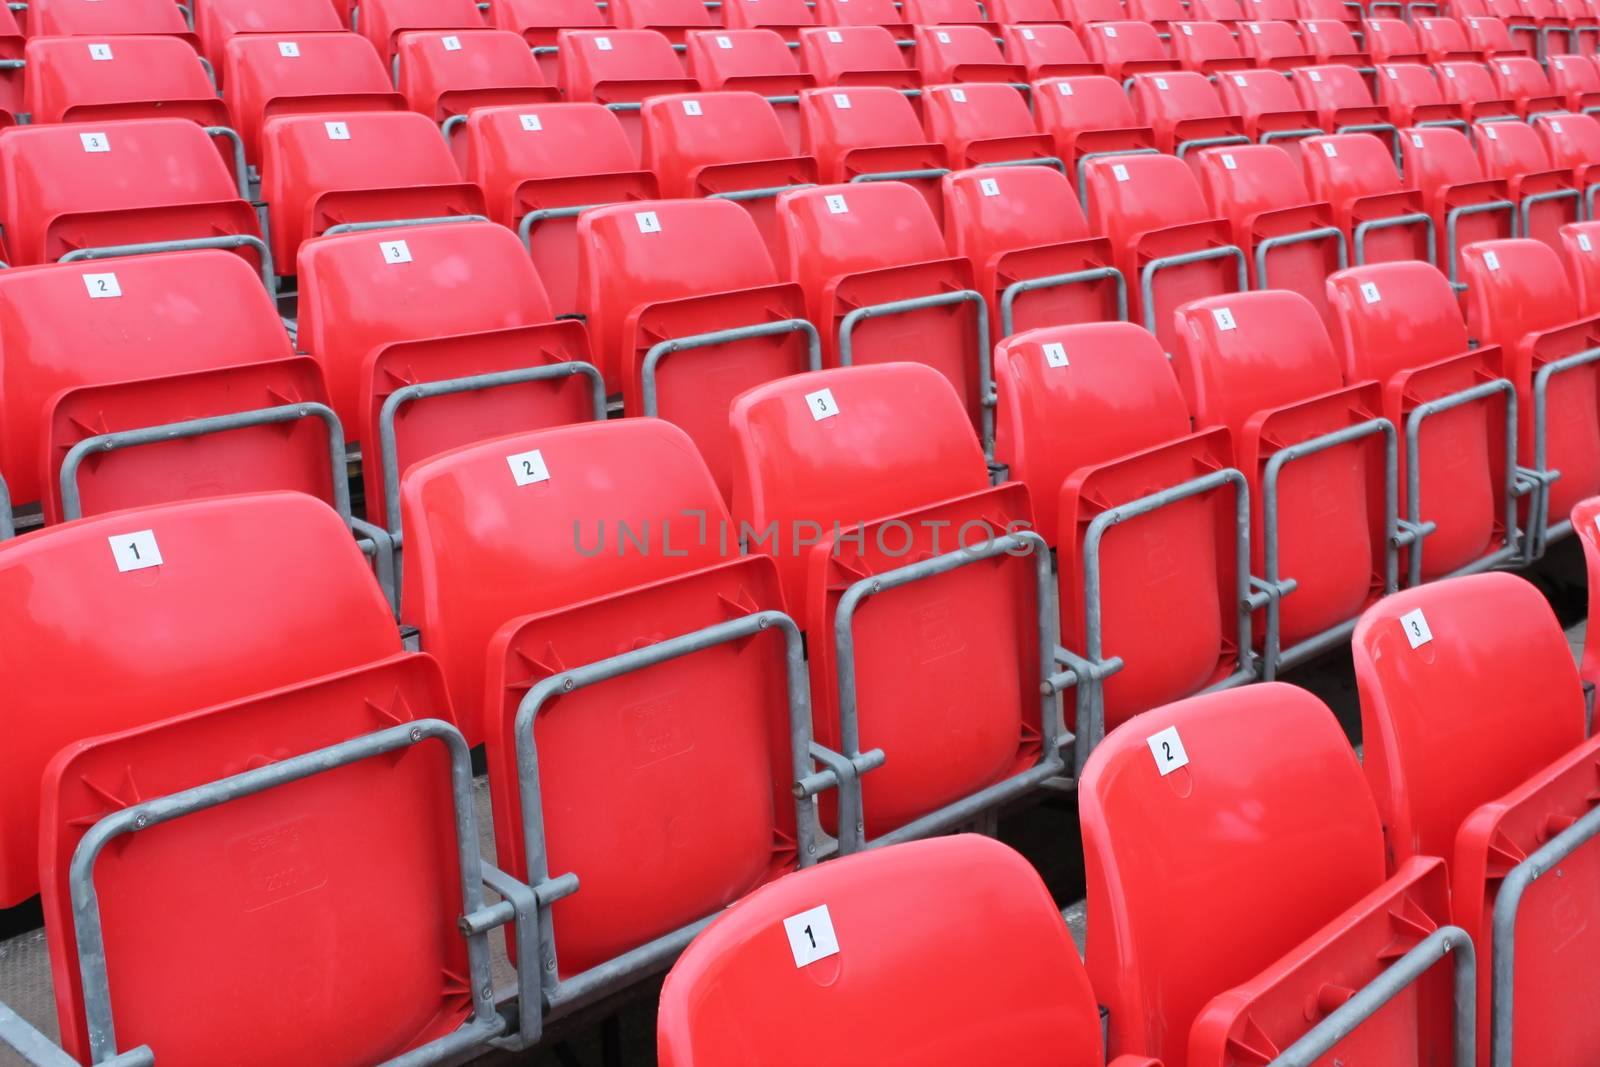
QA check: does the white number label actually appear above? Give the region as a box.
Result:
[1212,307,1236,330]
[1581,232,1594,252]
[1411,133,1425,148]
[84,272,121,298]
[979,177,1000,197]
[783,905,840,968]
[88,43,113,60]
[827,29,843,41]
[825,193,849,214]
[1306,20,1318,30]
[380,239,412,264]
[1221,153,1237,170]
[595,35,612,50]
[936,30,950,42]
[1233,74,1247,86]
[1484,124,1498,140]
[1400,607,1433,649]
[1308,69,1322,81]
[1154,77,1169,90]
[716,34,732,48]
[520,113,542,131]
[683,99,702,115]
[1321,141,1338,157]
[833,92,852,108]
[506,449,550,487]
[949,87,967,102]
[1022,26,1035,38]
[1360,281,1381,303]
[805,387,840,420]
[325,121,350,140]
[1104,25,1117,36]
[1248,21,1261,32]
[278,41,301,57]
[442,34,462,50]
[1112,163,1130,182]
[1057,80,1074,95]
[1484,249,1500,271]
[110,530,163,573]
[1444,65,1455,77]
[1042,341,1069,367]
[635,211,661,234]
[1551,120,1564,134]
[1181,23,1193,34]
[80,131,109,153]
[1146,725,1189,776]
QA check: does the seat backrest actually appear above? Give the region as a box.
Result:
[1549,52,1600,97]
[1463,14,1516,51]
[990,0,1066,19]
[1473,117,1553,180]
[1192,142,1314,221]
[728,362,990,610]
[916,24,1011,81]
[1492,54,1554,97]
[641,90,793,194]
[1300,132,1405,204]
[774,180,949,304]
[1035,74,1142,136]
[558,28,687,98]
[1399,125,1484,193]
[1292,62,1376,110]
[395,28,551,120]
[1459,238,1576,348]
[921,81,1036,152]
[1436,60,1502,107]
[610,0,719,31]
[657,836,1106,1067]
[296,220,554,428]
[1352,572,1586,866]
[1192,0,1245,18]
[198,0,343,76]
[1002,23,1090,69]
[1245,0,1297,17]
[0,491,399,907]
[1171,289,1345,436]
[32,0,189,36]
[1061,0,1129,23]
[576,197,779,385]
[1377,61,1444,110]
[992,321,1193,546]
[811,0,907,27]
[797,24,908,82]
[1130,70,1229,126]
[24,34,218,125]
[943,164,1091,270]
[797,85,928,177]
[686,28,803,87]
[1084,20,1168,65]
[1215,68,1303,120]
[1366,15,1423,59]
[1559,220,1600,316]
[360,0,483,60]
[1130,0,1189,20]
[399,417,732,742]
[1172,20,1245,66]
[1238,18,1308,60]
[1301,18,1361,57]
[488,0,609,38]
[902,0,991,22]
[1083,152,1215,251]
[1416,14,1471,54]
[1081,682,1387,1063]
[1324,260,1471,382]
[722,0,816,30]
[1536,112,1600,169]
[463,99,639,201]
[223,33,400,163]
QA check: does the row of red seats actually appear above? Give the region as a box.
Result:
[661,559,1600,1066]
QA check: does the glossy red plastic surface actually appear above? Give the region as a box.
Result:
[396,28,558,122]
[1129,71,1247,158]
[1399,125,1514,276]
[1300,18,1367,63]
[915,24,1023,83]
[1464,14,1519,54]
[1474,119,1578,250]
[1214,70,1316,143]
[1292,64,1392,136]
[1379,62,1477,125]
[1367,16,1428,62]
[797,86,946,220]
[797,25,916,89]
[1548,52,1600,109]
[25,35,226,126]
[1083,683,1455,1066]
[611,0,720,40]
[921,81,1052,167]
[258,110,485,269]
[0,492,399,907]
[42,652,460,1067]
[1490,54,1564,114]
[687,28,811,96]
[1301,131,1431,265]
[1572,495,1600,685]
[657,836,1113,1067]
[32,0,192,39]
[1084,21,1179,80]
[1558,219,1600,315]
[1236,18,1311,67]
[1171,21,1250,73]
[811,0,911,36]
[196,0,343,88]
[1002,24,1098,79]
[359,0,482,61]
[1416,16,1479,61]
[1033,75,1158,175]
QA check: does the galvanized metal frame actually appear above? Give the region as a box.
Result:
[642,319,824,424]
[1174,133,1252,160]
[510,610,833,1041]
[1138,245,1249,340]
[1256,225,1348,290]
[1337,122,1402,170]
[975,155,1068,175]
[1526,345,1600,557]
[831,530,1074,850]
[322,215,490,239]
[0,470,12,541]
[1267,925,1476,1067]
[848,168,952,186]
[999,265,1129,336]
[66,719,508,1066]
[1444,200,1516,287]
[61,233,277,303]
[0,1002,137,1067]
[706,182,817,206]
[1260,127,1324,147]
[1491,804,1600,1067]
[518,203,607,254]
[1516,189,1580,241]
[838,290,996,457]
[1353,212,1436,267]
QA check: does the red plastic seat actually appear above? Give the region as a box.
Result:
[994,322,1244,729]
[1238,18,1314,67]
[1192,0,1248,20]
[1245,0,1299,18]
[1398,125,1515,282]
[902,0,997,25]
[1129,71,1251,160]
[1416,14,1482,59]
[1473,119,1580,250]
[687,27,813,95]
[400,420,804,985]
[1033,75,1159,190]
[1083,21,1179,81]
[1081,152,1245,355]
[921,82,1055,168]
[1375,62,1473,127]
[1366,15,1428,61]
[0,252,336,525]
[1353,572,1600,1067]
[1434,61,1521,121]
[1300,131,1432,265]
[0,5,20,119]
[24,35,226,128]
[486,0,607,81]
[1549,51,1600,110]
[30,0,195,42]
[557,28,699,147]
[1326,260,1512,578]
[774,182,989,433]
[0,491,400,908]
[811,0,912,38]
[1299,18,1369,63]
[1215,69,1324,151]
[640,90,817,254]
[395,28,559,128]
[658,837,1139,1067]
[460,102,655,316]
[1292,64,1398,146]
[258,110,485,274]
[1170,20,1251,74]
[796,25,916,90]
[942,164,1122,338]
[1490,54,1566,114]
[576,198,814,494]
[1535,111,1600,215]
[1083,683,1458,1065]
[1127,0,1188,29]
[796,85,948,220]
[1191,143,1344,322]
[222,33,405,167]
[359,0,482,63]
[1060,0,1129,28]
[1298,0,1364,23]
[989,0,1066,20]
[1558,219,1600,314]
[197,0,344,89]
[721,0,816,40]
[914,24,1024,83]
[295,220,598,526]
[729,362,1049,841]
[1464,13,1521,55]
[609,0,720,42]
[1001,23,1099,79]
[1460,238,1600,529]
[0,118,263,275]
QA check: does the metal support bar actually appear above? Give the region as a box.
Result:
[974,155,1067,174]
[1175,134,1251,159]
[0,1002,145,1067]
[519,203,606,253]
[441,114,468,142]
[1138,245,1249,340]
[68,719,507,1066]
[1518,188,1579,241]
[1256,225,1348,289]
[848,167,951,185]
[1076,148,1160,212]
[1260,127,1324,146]
[1354,212,1436,267]
[838,289,994,457]
[833,531,1070,850]
[706,183,816,204]
[1268,926,1476,1067]
[62,233,277,303]
[202,125,250,201]
[643,320,821,418]
[1446,200,1516,285]
[1000,265,1128,336]
[322,214,489,238]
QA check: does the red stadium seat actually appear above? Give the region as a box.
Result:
[1300,132,1433,266]
[797,86,948,220]
[1128,71,1252,160]
[1464,13,1521,56]
[1084,683,1464,1064]
[576,198,815,494]
[257,110,485,275]
[1573,494,1600,685]
[796,24,917,90]
[1472,119,1581,250]
[1534,111,1600,216]
[1128,0,1189,32]
[30,0,195,43]
[1353,572,1600,1067]
[1299,18,1368,63]
[1547,51,1600,111]
[609,0,720,43]
[222,33,405,168]
[1033,74,1159,193]
[1434,61,1522,122]
[994,322,1249,737]
[1557,219,1600,314]
[1326,260,1518,579]
[1080,152,1246,356]
[1416,15,1483,60]
[942,164,1123,338]
[920,82,1057,168]
[811,0,912,38]
[396,28,559,130]
[359,0,483,63]
[1489,54,1567,114]
[902,0,998,26]
[774,182,992,442]
[1398,126,1516,284]
[1237,18,1314,68]
[1170,20,1253,74]
[685,28,814,109]
[1375,62,1477,127]
[1214,69,1325,150]
[1193,0,1248,20]
[658,837,1144,1067]
[721,0,816,40]
[1173,290,1392,662]
[989,0,1067,20]
[1001,23,1100,79]
[915,24,1025,83]
[1292,64,1400,151]
[197,0,344,89]
[1061,0,1129,29]
[1083,21,1179,81]
[728,362,1059,843]
[295,220,601,528]
[23,35,227,128]
[1366,16,1429,62]
[485,0,607,81]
